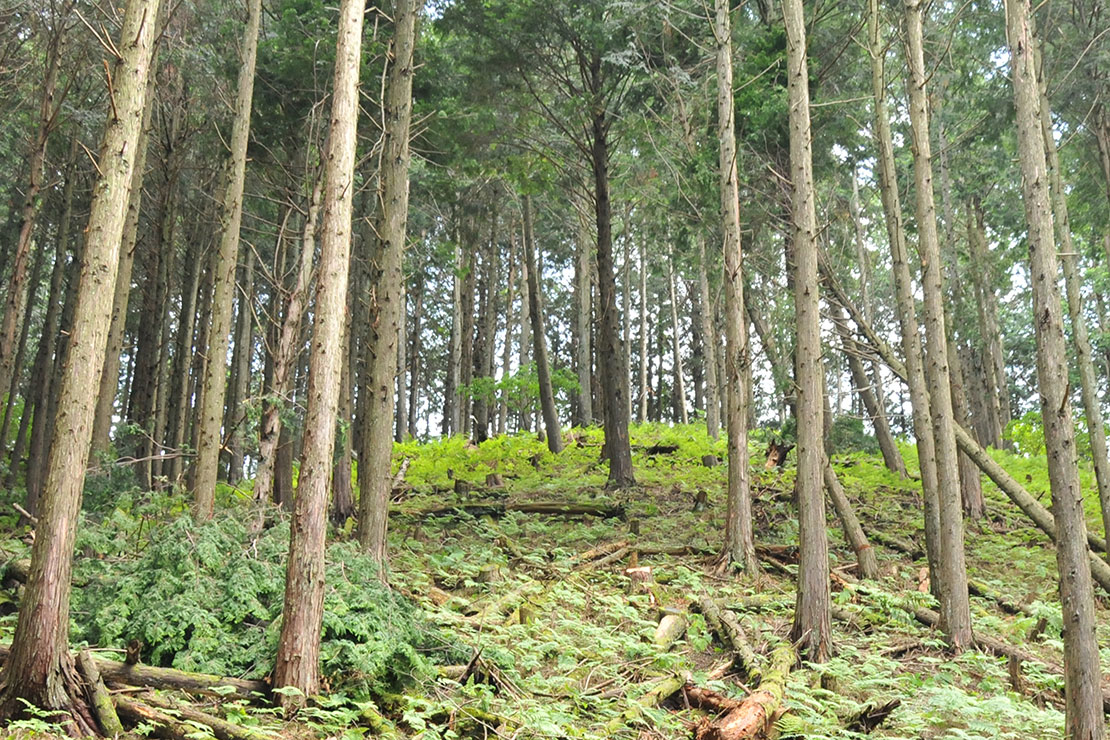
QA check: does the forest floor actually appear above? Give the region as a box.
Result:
[1,423,1108,739]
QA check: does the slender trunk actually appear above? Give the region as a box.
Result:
[666,257,689,425]
[0,224,49,453]
[332,306,355,524]
[591,88,634,487]
[496,253,514,435]
[574,210,593,426]
[164,229,205,486]
[273,0,365,705]
[472,215,497,442]
[696,235,720,439]
[1005,3,1104,734]
[517,226,533,432]
[408,275,423,437]
[356,0,421,563]
[0,9,69,406]
[255,173,322,503]
[1037,49,1110,557]
[783,0,830,663]
[715,0,755,574]
[869,0,943,604]
[520,196,563,453]
[824,462,879,579]
[227,256,254,483]
[903,0,972,647]
[192,0,263,519]
[0,0,159,718]
[638,241,649,423]
[445,225,463,436]
[458,218,476,438]
[966,200,1008,447]
[395,284,408,442]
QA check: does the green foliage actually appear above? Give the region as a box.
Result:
[71,501,441,698]
[827,416,880,456]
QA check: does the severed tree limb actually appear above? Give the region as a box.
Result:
[823,462,880,579]
[139,692,273,740]
[696,596,763,681]
[686,642,795,740]
[114,695,195,740]
[77,649,124,737]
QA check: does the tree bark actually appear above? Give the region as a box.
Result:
[590,86,634,487]
[273,0,365,705]
[868,0,944,604]
[666,256,689,425]
[0,0,160,718]
[356,0,421,564]
[522,194,563,453]
[574,208,593,427]
[714,0,755,575]
[1005,3,1105,734]
[783,0,830,663]
[1036,48,1110,557]
[226,256,254,483]
[966,198,1009,447]
[696,235,720,439]
[902,0,972,648]
[192,0,263,519]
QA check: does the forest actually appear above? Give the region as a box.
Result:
[0,0,1109,736]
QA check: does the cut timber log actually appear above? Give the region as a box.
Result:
[0,644,268,699]
[403,500,625,520]
[696,596,762,681]
[653,611,688,649]
[77,649,124,737]
[114,695,197,740]
[686,642,795,740]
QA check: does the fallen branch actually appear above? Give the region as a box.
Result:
[824,463,879,579]
[78,649,124,737]
[653,610,688,649]
[686,642,795,740]
[696,596,763,681]
[401,500,626,520]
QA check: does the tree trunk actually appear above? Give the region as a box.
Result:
[783,0,829,663]
[163,223,206,487]
[255,172,322,503]
[227,256,254,484]
[0,7,69,409]
[714,0,755,575]
[522,195,563,453]
[697,235,720,439]
[1006,4,1105,735]
[458,216,476,438]
[1036,50,1110,557]
[395,284,409,442]
[273,0,365,706]
[496,251,514,435]
[574,209,593,427]
[0,0,159,719]
[966,199,1008,448]
[903,0,972,648]
[192,0,263,520]
[667,257,689,425]
[591,89,634,487]
[638,241,649,423]
[868,0,944,604]
[408,274,424,437]
[356,0,421,564]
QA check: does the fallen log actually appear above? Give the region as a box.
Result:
[114,695,196,740]
[696,596,762,681]
[77,649,124,737]
[653,610,688,649]
[0,644,268,699]
[139,693,273,740]
[686,642,795,740]
[824,463,879,579]
[401,500,626,520]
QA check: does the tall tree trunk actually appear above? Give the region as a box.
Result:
[903,0,972,648]
[591,89,634,487]
[869,0,944,605]
[1036,49,1110,557]
[90,63,160,456]
[714,0,755,574]
[356,0,421,564]
[638,241,649,423]
[332,304,355,524]
[445,222,463,436]
[696,235,720,439]
[192,0,263,519]
[395,284,409,442]
[164,225,206,486]
[966,199,1008,448]
[1005,3,1104,735]
[522,195,563,453]
[0,0,159,719]
[0,5,70,407]
[273,0,365,706]
[408,274,424,437]
[517,226,533,432]
[496,252,513,435]
[574,209,593,426]
[255,173,322,503]
[666,257,689,425]
[458,217,476,438]
[227,256,254,483]
[783,0,830,663]
[13,149,75,490]
[471,215,497,442]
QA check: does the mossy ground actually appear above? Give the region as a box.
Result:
[1,423,1107,739]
